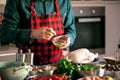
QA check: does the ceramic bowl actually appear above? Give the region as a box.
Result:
[0,62,30,80]
[79,70,98,77]
[52,35,67,48]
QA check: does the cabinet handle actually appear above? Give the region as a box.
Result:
[78,18,101,23]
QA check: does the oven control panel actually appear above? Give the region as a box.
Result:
[72,7,105,17]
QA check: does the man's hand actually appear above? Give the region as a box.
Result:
[30,27,56,40]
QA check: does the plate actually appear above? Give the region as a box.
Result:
[103,57,120,64]
[103,57,116,61]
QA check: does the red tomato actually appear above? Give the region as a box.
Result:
[51,75,59,79]
[40,77,47,80]
[39,75,67,80]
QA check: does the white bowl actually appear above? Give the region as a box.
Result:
[0,62,30,80]
[52,35,67,48]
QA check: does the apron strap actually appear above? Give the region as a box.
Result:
[54,0,61,14]
[30,0,36,16]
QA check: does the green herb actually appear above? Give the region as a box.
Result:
[54,58,99,80]
[54,58,74,75]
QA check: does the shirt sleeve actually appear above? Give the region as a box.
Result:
[0,0,31,46]
[64,0,76,46]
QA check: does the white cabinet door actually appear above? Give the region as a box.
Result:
[105,2,120,56]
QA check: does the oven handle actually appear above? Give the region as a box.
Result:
[78,18,101,23]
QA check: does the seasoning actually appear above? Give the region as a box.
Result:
[26,49,34,65]
[16,49,26,62]
[98,64,106,77]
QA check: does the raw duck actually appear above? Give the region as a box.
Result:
[66,48,98,63]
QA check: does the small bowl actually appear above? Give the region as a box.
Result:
[52,35,67,48]
[76,64,99,77]
[29,70,54,77]
[29,65,57,77]
[79,70,98,77]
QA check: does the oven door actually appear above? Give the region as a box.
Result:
[70,16,105,54]
[70,7,105,54]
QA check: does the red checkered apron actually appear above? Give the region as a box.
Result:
[19,0,64,65]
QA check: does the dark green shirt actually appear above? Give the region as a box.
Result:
[0,0,76,47]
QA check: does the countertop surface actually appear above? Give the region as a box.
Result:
[0,44,17,55]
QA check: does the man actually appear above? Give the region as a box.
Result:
[0,0,76,65]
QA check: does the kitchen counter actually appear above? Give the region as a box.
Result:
[0,44,17,54]
[0,44,68,61]
[0,44,17,61]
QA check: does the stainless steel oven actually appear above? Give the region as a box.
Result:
[70,7,105,54]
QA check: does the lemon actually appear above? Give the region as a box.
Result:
[103,76,113,80]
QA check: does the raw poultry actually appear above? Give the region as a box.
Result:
[67,48,98,63]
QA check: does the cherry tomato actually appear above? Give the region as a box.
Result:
[51,75,59,79]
